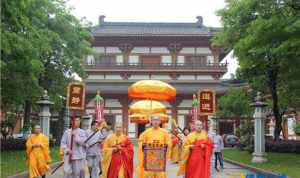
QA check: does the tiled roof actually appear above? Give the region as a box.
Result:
[92,21,222,37]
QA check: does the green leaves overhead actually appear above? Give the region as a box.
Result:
[214,0,300,140]
[217,88,253,119]
[1,0,92,111]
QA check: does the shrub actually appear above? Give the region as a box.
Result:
[265,140,300,153]
[294,123,300,136]
[1,138,57,151]
[237,119,254,153]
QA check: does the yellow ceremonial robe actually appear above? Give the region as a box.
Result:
[26,133,51,178]
[171,136,180,163]
[137,127,171,178]
[177,131,213,177]
[101,133,134,178]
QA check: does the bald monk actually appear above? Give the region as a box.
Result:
[177,120,214,178]
[26,125,51,178]
[101,122,134,178]
[137,115,171,178]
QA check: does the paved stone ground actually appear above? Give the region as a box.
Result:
[48,147,253,178]
[47,161,253,178]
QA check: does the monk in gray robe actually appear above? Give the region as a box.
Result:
[61,117,87,178]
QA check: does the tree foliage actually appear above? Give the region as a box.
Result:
[217,88,254,152]
[217,88,253,118]
[214,0,300,140]
[1,0,92,114]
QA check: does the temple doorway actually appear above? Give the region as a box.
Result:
[137,124,146,137]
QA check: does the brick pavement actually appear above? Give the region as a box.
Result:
[47,147,253,178]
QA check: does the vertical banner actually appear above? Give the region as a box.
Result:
[190,94,199,131]
[95,90,104,123]
[198,90,215,131]
[198,90,215,115]
[67,82,86,111]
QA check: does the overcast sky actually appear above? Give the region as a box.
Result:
[67,0,238,79]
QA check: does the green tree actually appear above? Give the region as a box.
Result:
[217,88,253,118]
[214,0,300,140]
[217,88,254,152]
[1,0,92,124]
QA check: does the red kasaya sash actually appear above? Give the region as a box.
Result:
[185,138,213,178]
[172,137,179,145]
[107,138,134,178]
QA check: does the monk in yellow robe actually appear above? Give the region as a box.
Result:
[101,122,134,178]
[178,120,213,178]
[26,125,51,178]
[137,115,171,178]
[170,131,181,164]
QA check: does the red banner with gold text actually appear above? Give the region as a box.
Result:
[66,83,86,110]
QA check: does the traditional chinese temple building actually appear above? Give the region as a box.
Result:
[84,15,230,138]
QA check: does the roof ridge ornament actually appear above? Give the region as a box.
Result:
[196,16,203,27]
[98,15,106,25]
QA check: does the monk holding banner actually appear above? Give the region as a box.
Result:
[137,115,171,178]
[26,125,51,178]
[61,117,87,178]
[101,122,134,178]
[177,120,213,178]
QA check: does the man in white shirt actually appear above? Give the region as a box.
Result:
[213,129,224,171]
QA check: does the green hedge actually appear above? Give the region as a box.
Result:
[0,146,60,178]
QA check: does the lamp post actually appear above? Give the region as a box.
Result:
[251,92,267,163]
[36,90,54,137]
[59,95,70,131]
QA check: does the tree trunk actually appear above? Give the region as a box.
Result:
[271,84,282,141]
[267,55,282,141]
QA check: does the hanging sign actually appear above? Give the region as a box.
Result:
[67,82,86,110]
[198,90,215,115]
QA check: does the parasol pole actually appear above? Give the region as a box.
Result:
[149,98,153,124]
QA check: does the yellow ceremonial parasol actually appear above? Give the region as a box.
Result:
[128,80,176,101]
[129,100,166,114]
[128,80,176,124]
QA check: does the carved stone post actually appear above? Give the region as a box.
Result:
[251,92,267,163]
[36,90,54,137]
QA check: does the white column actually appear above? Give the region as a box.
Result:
[82,116,92,130]
[115,115,123,125]
[269,118,275,138]
[208,115,215,133]
[178,115,185,129]
[128,119,136,138]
